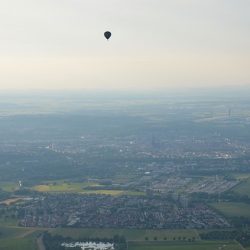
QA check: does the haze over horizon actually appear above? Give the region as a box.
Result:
[0,0,249,90]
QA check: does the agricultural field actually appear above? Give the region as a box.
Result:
[232,173,250,181]
[0,237,37,250]
[128,241,242,250]
[211,202,250,218]
[32,181,101,192]
[0,227,40,250]
[50,228,200,241]
[0,182,20,192]
[0,215,19,227]
[0,226,245,250]
[232,178,250,196]
[32,181,144,196]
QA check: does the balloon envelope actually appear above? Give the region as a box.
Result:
[104,31,111,40]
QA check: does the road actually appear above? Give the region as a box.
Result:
[37,235,46,250]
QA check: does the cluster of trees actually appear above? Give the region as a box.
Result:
[230,217,250,228]
[43,232,79,250]
[0,189,10,201]
[43,231,127,250]
[113,235,127,250]
[200,230,237,240]
[222,192,250,203]
[200,230,250,247]
[0,206,17,221]
[144,236,196,242]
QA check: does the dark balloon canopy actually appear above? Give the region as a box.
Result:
[104,31,111,40]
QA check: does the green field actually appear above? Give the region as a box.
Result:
[0,227,31,238]
[211,202,250,218]
[0,227,200,249]
[50,228,200,241]
[232,173,250,181]
[0,217,18,227]
[232,178,250,196]
[0,237,37,250]
[128,241,242,250]
[0,182,20,192]
[0,226,245,250]
[33,181,101,192]
[0,227,40,250]
[32,181,144,196]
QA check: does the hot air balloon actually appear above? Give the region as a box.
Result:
[104,31,111,40]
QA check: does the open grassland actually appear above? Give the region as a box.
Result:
[0,217,18,227]
[128,241,242,250]
[50,228,200,241]
[33,181,101,192]
[0,226,244,250]
[232,178,250,196]
[211,202,250,218]
[232,173,250,181]
[0,237,37,250]
[0,182,20,192]
[0,226,201,249]
[0,227,31,238]
[0,227,40,250]
[33,181,144,196]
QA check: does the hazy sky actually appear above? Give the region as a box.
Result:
[0,0,249,90]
